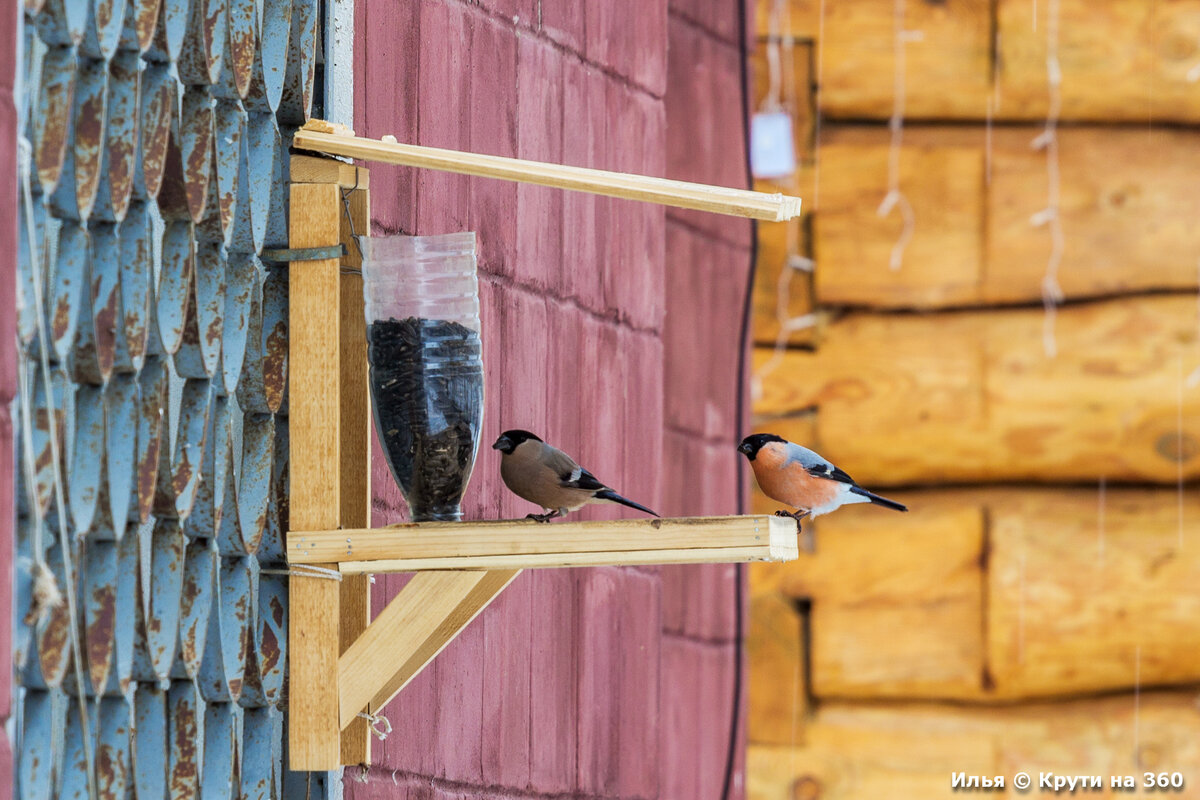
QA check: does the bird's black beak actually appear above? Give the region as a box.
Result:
[492,435,510,452]
[737,442,751,456]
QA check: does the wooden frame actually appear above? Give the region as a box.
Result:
[285,144,802,772]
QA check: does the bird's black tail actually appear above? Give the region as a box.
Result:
[595,489,659,517]
[850,487,908,512]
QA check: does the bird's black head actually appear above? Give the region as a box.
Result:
[492,429,543,454]
[737,433,786,461]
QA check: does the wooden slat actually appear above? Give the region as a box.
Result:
[287,181,344,770]
[337,173,371,766]
[338,569,521,729]
[288,515,799,566]
[819,0,992,120]
[988,488,1200,699]
[778,499,987,700]
[752,295,1200,486]
[997,0,1200,123]
[338,545,793,574]
[815,126,1200,308]
[749,692,1200,800]
[747,592,808,745]
[290,154,371,189]
[293,122,803,222]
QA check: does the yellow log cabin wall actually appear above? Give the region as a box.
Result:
[747,1,1200,797]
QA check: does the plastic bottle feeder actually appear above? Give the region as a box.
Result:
[361,233,485,522]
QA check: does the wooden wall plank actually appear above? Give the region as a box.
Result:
[752,295,1200,486]
[820,0,992,120]
[997,0,1200,123]
[749,693,1200,800]
[988,489,1200,699]
[751,218,814,347]
[815,126,1200,308]
[287,181,345,770]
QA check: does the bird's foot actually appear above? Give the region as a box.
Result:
[773,510,792,518]
[525,510,562,523]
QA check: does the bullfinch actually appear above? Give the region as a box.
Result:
[492,430,658,522]
[737,433,907,530]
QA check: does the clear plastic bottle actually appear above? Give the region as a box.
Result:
[361,233,484,522]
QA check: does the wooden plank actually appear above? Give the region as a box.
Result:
[293,122,803,222]
[287,181,344,770]
[288,515,799,566]
[814,126,986,308]
[290,154,371,189]
[338,569,521,729]
[987,127,1200,303]
[338,545,794,574]
[997,0,1200,123]
[337,175,371,766]
[752,295,1200,486]
[779,499,987,700]
[819,0,992,120]
[749,692,1200,800]
[988,488,1200,699]
[747,592,808,745]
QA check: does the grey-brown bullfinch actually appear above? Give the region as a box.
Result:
[492,430,658,522]
[737,433,907,530]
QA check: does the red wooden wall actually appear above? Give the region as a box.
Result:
[351,0,753,798]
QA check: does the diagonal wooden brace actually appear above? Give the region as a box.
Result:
[338,569,522,730]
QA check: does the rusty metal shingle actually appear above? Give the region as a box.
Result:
[15,0,326,794]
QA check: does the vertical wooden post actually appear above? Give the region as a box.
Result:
[337,167,372,765]
[288,180,344,771]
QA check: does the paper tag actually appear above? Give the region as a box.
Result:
[750,111,797,179]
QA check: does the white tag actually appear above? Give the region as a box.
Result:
[750,112,796,179]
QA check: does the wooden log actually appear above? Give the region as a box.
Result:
[815,126,986,308]
[819,0,992,120]
[287,182,344,770]
[779,500,987,700]
[293,122,803,222]
[749,692,1200,800]
[288,515,799,568]
[997,0,1200,123]
[751,295,1200,486]
[987,127,1200,303]
[747,592,808,745]
[814,126,1200,308]
[987,488,1200,699]
[754,487,1200,702]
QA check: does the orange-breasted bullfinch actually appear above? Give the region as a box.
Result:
[737,433,907,530]
[492,430,659,522]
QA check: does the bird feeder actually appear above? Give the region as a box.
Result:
[285,121,803,771]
